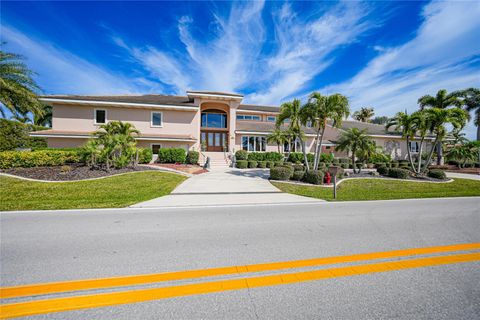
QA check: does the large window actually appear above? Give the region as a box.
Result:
[237,114,261,121]
[94,109,106,124]
[201,111,227,128]
[151,112,163,127]
[242,136,266,152]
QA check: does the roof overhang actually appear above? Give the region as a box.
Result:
[236,109,279,115]
[29,131,196,142]
[235,130,317,137]
[39,98,198,112]
[186,91,243,102]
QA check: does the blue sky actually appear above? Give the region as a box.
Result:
[1,1,479,137]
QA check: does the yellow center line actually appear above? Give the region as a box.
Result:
[0,243,480,299]
[1,252,479,319]
[1,243,479,300]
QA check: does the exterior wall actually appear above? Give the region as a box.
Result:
[47,137,88,148]
[234,135,316,153]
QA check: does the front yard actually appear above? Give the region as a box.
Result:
[0,171,186,211]
[272,178,480,201]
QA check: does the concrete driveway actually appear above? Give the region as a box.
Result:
[132,168,322,208]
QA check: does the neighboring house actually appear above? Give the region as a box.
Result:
[30,91,431,161]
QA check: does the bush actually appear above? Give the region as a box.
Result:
[287,152,304,163]
[157,148,186,163]
[267,161,275,168]
[0,118,48,151]
[340,163,349,169]
[303,170,324,185]
[258,161,267,168]
[377,165,389,175]
[247,152,265,161]
[320,153,334,163]
[339,157,351,164]
[274,161,284,167]
[0,150,81,169]
[138,148,153,164]
[264,152,283,162]
[368,152,391,164]
[427,169,447,180]
[248,160,258,168]
[293,164,305,172]
[186,151,199,164]
[387,168,409,179]
[236,160,248,169]
[291,170,305,181]
[235,150,248,160]
[391,161,399,168]
[270,166,293,180]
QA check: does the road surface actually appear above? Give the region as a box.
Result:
[1,197,479,319]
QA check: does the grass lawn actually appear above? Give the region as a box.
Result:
[272,178,480,201]
[0,171,187,211]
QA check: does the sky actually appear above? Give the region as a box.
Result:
[1,1,479,137]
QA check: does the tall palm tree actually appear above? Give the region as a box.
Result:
[386,112,416,172]
[34,105,52,127]
[303,92,349,170]
[453,88,480,141]
[335,128,374,174]
[267,128,287,154]
[276,99,310,169]
[0,48,43,118]
[422,107,468,173]
[352,107,374,122]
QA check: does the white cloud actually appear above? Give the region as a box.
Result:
[319,0,480,138]
[1,26,152,95]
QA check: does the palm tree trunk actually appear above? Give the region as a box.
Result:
[422,135,439,174]
[314,126,326,171]
[405,136,416,172]
[312,127,321,170]
[351,147,357,174]
[436,142,443,165]
[417,137,425,174]
[302,139,310,171]
[277,143,281,154]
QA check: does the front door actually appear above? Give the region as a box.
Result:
[202,131,227,152]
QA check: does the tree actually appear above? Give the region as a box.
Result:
[0,47,43,118]
[335,128,374,174]
[418,89,464,164]
[34,104,52,127]
[453,88,480,141]
[447,141,480,168]
[276,99,310,169]
[352,107,374,122]
[371,116,389,125]
[267,128,287,154]
[386,112,417,172]
[303,92,349,170]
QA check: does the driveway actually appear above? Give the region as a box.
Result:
[132,168,323,208]
[446,172,480,180]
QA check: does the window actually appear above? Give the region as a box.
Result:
[201,111,227,128]
[266,116,276,122]
[237,114,261,121]
[409,141,419,153]
[241,136,266,152]
[284,138,301,152]
[151,112,163,127]
[151,144,161,155]
[94,109,106,124]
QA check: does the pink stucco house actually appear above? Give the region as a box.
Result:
[30,91,428,164]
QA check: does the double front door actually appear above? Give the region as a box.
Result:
[201,131,227,152]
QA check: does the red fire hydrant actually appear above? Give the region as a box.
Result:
[324,171,331,184]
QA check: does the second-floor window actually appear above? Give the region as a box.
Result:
[201,111,227,128]
[151,112,163,127]
[94,109,107,124]
[266,116,276,122]
[237,114,261,121]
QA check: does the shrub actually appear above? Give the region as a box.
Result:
[320,153,334,163]
[288,152,304,163]
[264,152,283,162]
[375,162,386,168]
[340,163,349,169]
[274,161,284,167]
[387,168,409,179]
[293,164,304,172]
[332,158,340,165]
[235,150,248,160]
[368,152,391,164]
[247,152,265,161]
[236,160,248,169]
[303,170,324,185]
[0,118,48,151]
[186,151,199,164]
[258,161,267,168]
[306,153,314,163]
[267,161,275,168]
[270,166,293,180]
[138,148,153,164]
[0,150,81,169]
[248,160,258,168]
[291,170,305,181]
[377,165,389,175]
[157,148,186,163]
[391,161,399,168]
[339,157,351,164]
[427,169,447,180]
[317,162,327,170]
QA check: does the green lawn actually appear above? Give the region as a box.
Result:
[0,171,187,211]
[272,178,480,201]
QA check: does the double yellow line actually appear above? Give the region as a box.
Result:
[1,243,479,318]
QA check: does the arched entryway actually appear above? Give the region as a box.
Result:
[200,103,229,152]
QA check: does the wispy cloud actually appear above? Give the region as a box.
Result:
[1,26,153,95]
[319,1,480,137]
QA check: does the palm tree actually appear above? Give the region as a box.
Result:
[418,89,464,164]
[352,107,374,122]
[335,128,374,174]
[34,105,52,127]
[303,92,349,170]
[267,128,287,154]
[276,99,310,169]
[0,48,43,118]
[371,116,389,125]
[453,88,480,141]
[386,112,417,172]
[422,108,468,173]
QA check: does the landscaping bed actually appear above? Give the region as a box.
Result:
[149,163,207,175]
[1,163,156,181]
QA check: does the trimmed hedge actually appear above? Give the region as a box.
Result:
[274,161,284,167]
[236,160,248,169]
[304,170,324,185]
[267,161,275,169]
[235,150,248,160]
[291,170,305,181]
[270,166,293,181]
[377,165,389,175]
[387,168,409,179]
[248,160,258,168]
[186,151,199,164]
[427,169,446,180]
[0,118,48,151]
[0,150,81,169]
[157,148,186,163]
[258,161,267,168]
[293,164,305,172]
[247,152,264,161]
[265,152,283,162]
[287,152,304,163]
[138,148,153,164]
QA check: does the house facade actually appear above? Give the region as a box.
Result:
[30,91,429,161]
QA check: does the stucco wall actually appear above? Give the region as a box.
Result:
[47,138,88,148]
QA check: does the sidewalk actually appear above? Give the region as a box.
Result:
[132,168,323,208]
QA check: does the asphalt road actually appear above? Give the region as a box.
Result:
[1,197,480,319]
